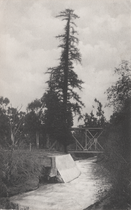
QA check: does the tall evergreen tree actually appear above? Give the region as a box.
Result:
[45,9,84,152]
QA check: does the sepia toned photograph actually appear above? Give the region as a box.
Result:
[0,0,131,209]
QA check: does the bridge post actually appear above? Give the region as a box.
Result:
[85,129,87,149]
[94,138,97,150]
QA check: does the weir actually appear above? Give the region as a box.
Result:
[48,154,81,182]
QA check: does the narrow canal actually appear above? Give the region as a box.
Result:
[11,157,111,210]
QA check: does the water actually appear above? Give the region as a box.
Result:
[11,157,111,210]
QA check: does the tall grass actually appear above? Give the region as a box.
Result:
[0,148,43,198]
[4,150,42,186]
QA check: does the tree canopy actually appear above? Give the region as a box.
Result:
[83,98,106,127]
[106,60,131,112]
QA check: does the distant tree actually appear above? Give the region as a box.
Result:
[7,107,25,148]
[83,99,106,127]
[94,98,106,126]
[25,99,44,148]
[84,111,97,127]
[0,97,25,148]
[45,9,84,152]
[0,97,10,146]
[0,97,10,108]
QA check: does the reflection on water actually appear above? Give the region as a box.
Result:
[11,157,111,210]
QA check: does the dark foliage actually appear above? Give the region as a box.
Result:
[102,60,131,209]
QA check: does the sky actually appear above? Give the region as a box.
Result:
[0,0,131,125]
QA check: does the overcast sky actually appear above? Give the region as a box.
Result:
[0,0,131,124]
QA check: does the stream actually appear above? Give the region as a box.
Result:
[11,157,111,210]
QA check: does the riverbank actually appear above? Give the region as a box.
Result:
[10,157,111,210]
[0,151,113,210]
[84,188,131,210]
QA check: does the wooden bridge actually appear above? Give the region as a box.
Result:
[68,127,104,154]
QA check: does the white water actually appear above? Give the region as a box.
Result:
[11,157,110,210]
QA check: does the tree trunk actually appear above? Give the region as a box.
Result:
[63,13,70,150]
[36,132,39,149]
[63,144,68,154]
[11,128,15,148]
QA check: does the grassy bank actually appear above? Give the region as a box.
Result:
[0,148,53,208]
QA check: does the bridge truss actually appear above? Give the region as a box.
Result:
[69,127,104,153]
